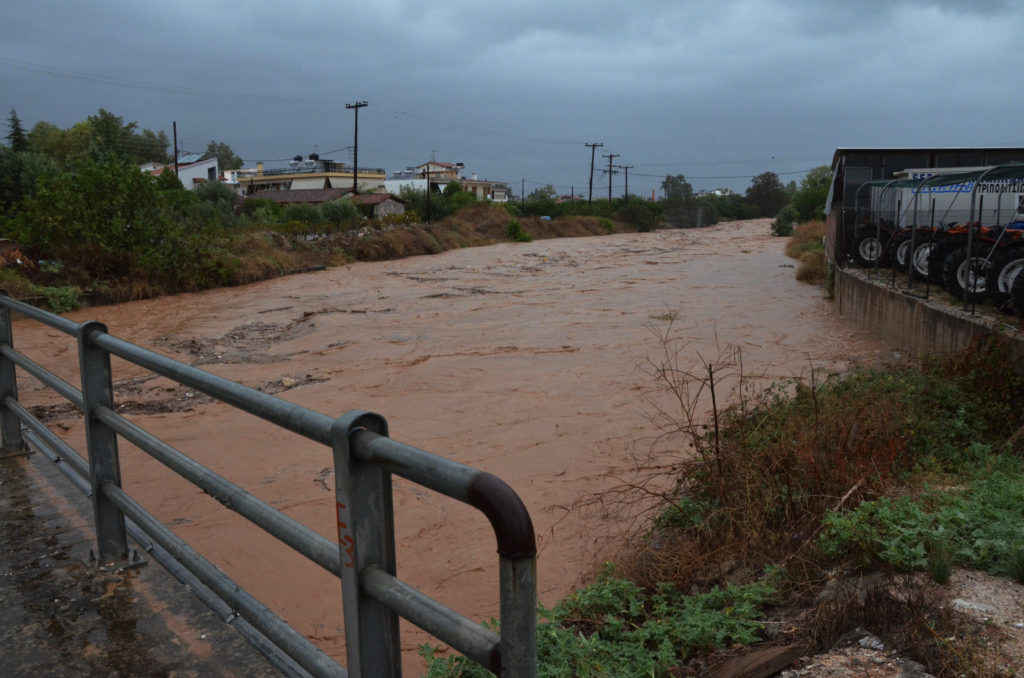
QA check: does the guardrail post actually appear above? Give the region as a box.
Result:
[332,410,400,678]
[78,320,129,566]
[500,556,538,677]
[0,292,24,453]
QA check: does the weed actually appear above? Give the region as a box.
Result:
[422,565,777,677]
[598,217,614,234]
[506,218,533,242]
[33,285,80,314]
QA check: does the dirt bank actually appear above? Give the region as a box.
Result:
[12,218,891,674]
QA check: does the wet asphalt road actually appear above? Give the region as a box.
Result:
[0,448,283,678]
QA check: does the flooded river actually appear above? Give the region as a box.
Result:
[14,218,891,673]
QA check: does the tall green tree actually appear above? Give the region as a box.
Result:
[8,153,207,282]
[527,184,557,201]
[203,140,243,171]
[745,171,789,218]
[661,174,707,228]
[789,165,832,222]
[5,109,28,152]
[0,145,57,216]
[661,174,694,201]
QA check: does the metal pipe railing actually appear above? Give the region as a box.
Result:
[100,480,346,678]
[92,402,343,576]
[0,293,538,677]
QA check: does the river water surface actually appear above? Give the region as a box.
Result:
[15,218,892,673]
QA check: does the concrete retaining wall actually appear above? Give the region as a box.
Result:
[835,267,1022,355]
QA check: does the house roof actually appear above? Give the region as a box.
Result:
[246,188,353,204]
[350,193,404,205]
[148,156,217,177]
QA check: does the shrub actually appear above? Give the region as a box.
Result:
[614,203,656,232]
[771,204,797,236]
[506,218,533,242]
[320,198,360,227]
[283,202,321,225]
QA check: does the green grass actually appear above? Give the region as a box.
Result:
[421,566,777,678]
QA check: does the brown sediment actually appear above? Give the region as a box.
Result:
[12,218,891,674]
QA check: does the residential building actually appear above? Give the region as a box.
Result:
[242,155,386,196]
[460,176,508,202]
[350,193,406,218]
[142,153,219,190]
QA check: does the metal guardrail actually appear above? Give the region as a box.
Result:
[0,292,537,678]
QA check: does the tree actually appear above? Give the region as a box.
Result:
[527,184,557,202]
[660,174,702,228]
[154,168,185,191]
[0,145,57,216]
[8,153,197,280]
[661,174,693,201]
[26,110,169,166]
[745,171,789,218]
[789,165,832,222]
[5,109,28,152]
[203,140,243,171]
[320,197,360,227]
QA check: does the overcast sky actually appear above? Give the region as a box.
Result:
[3,0,1023,197]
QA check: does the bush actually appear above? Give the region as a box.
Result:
[283,202,321,225]
[506,218,533,242]
[320,198,360,227]
[771,204,797,236]
[614,204,656,232]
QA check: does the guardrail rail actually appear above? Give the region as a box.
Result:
[0,291,537,678]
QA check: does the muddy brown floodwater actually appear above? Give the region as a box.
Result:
[14,218,892,675]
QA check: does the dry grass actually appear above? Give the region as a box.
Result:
[786,220,827,284]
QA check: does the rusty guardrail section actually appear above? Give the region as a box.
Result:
[0,292,537,678]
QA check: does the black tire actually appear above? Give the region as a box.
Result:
[909,240,936,280]
[888,229,914,271]
[942,244,991,301]
[985,243,1024,306]
[926,236,967,284]
[1011,263,1024,314]
[852,226,890,267]
[889,228,938,280]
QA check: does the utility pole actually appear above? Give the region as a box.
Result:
[615,164,633,202]
[346,101,367,193]
[585,142,603,203]
[172,121,179,178]
[603,153,619,202]
[425,163,431,224]
[521,178,525,212]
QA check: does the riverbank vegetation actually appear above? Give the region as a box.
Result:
[425,332,1024,677]
[1,108,832,313]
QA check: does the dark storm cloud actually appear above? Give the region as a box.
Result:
[2,0,1024,194]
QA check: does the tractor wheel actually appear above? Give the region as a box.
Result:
[942,245,990,302]
[909,241,935,280]
[1011,265,1024,315]
[985,243,1024,307]
[889,230,914,271]
[926,237,966,285]
[852,227,889,268]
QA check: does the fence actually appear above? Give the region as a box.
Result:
[0,292,537,678]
